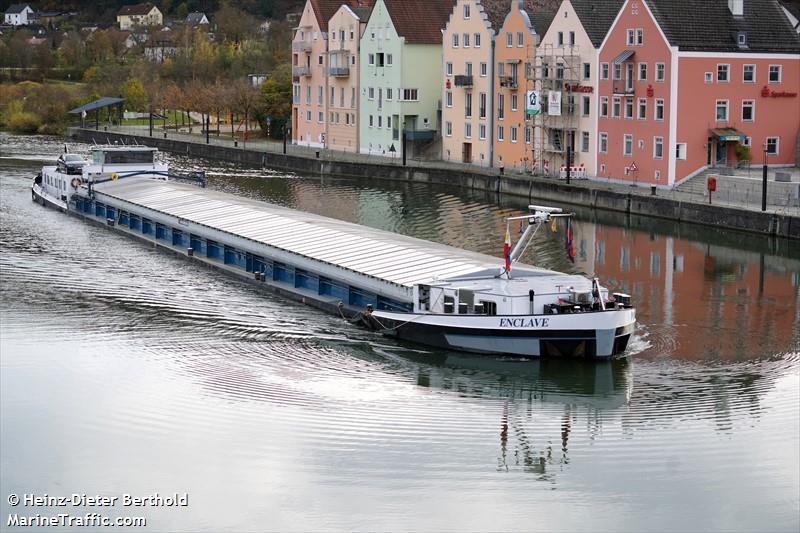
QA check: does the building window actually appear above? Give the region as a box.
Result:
[465,62,473,76]
[653,136,663,159]
[498,62,505,76]
[525,127,531,144]
[655,98,664,121]
[475,33,481,47]
[446,62,453,76]
[479,124,486,140]
[769,65,782,83]
[368,87,374,100]
[479,92,487,118]
[463,33,470,47]
[766,137,779,155]
[377,115,382,128]
[636,29,643,45]
[715,99,728,121]
[387,54,393,66]
[369,115,373,127]
[581,131,589,152]
[511,93,518,112]
[743,136,751,147]
[402,89,419,101]
[601,63,609,80]
[506,32,513,47]
[318,85,323,105]
[743,64,755,83]
[624,134,633,156]
[386,88,393,100]
[655,63,665,82]
[318,111,324,122]
[517,32,524,47]
[582,95,590,117]
[511,126,517,143]
[445,121,452,136]
[600,96,608,117]
[480,62,487,77]
[704,72,713,83]
[612,97,621,118]
[445,91,453,108]
[676,143,687,160]
[600,132,608,153]
[498,94,504,119]
[638,63,647,80]
[742,100,754,121]
[464,3,470,18]
[465,123,472,139]
[465,91,472,118]
[626,29,634,45]
[498,125,504,141]
[569,31,575,46]
[557,31,563,46]
[452,33,459,47]
[717,64,729,82]
[368,53,375,66]
[583,63,591,80]
[613,63,621,80]
[624,99,633,119]
[306,110,311,121]
[637,98,647,119]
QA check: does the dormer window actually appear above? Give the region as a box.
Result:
[736,31,747,48]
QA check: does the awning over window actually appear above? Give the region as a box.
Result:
[612,50,635,64]
[710,127,745,142]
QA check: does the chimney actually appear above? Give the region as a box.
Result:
[728,0,743,17]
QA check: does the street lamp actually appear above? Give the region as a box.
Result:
[762,142,768,212]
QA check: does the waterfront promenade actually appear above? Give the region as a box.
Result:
[83,124,800,218]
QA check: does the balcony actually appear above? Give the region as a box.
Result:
[499,75,518,90]
[405,129,435,141]
[329,66,350,77]
[292,41,312,53]
[454,75,473,88]
[292,65,311,78]
[612,82,635,96]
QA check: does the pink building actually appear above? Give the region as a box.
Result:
[326,3,373,153]
[292,1,362,148]
[598,0,800,188]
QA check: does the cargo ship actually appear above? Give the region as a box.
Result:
[33,145,635,358]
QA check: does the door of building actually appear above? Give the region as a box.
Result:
[462,142,472,163]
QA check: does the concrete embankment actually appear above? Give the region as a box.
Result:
[69,129,799,240]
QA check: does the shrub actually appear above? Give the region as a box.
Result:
[7,111,42,133]
[735,144,752,162]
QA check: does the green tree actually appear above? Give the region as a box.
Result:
[176,2,189,19]
[120,78,149,112]
[256,64,291,119]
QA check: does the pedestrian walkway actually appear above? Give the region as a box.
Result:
[85,124,800,216]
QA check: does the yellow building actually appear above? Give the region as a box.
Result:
[117,3,163,31]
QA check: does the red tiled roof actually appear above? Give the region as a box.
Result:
[119,3,157,16]
[384,0,455,44]
[309,0,375,32]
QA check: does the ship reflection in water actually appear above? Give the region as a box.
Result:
[411,356,632,479]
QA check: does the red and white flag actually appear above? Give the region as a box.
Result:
[503,223,512,275]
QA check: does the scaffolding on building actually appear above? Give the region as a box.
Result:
[525,43,582,178]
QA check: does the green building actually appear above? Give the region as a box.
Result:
[358,0,454,158]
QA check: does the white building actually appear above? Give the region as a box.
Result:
[4,4,35,26]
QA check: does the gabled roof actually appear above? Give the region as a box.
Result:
[646,0,800,53]
[781,0,800,21]
[384,0,455,44]
[118,3,158,16]
[529,8,556,37]
[186,12,208,25]
[6,4,33,14]
[569,0,624,48]
[309,0,375,32]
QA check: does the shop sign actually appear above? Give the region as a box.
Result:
[526,90,541,116]
[761,86,798,98]
[564,83,593,93]
[548,90,561,116]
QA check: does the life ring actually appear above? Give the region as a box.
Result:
[71,177,81,188]
[111,173,119,181]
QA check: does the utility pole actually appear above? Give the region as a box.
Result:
[148,105,153,137]
[762,144,768,212]
[206,115,210,145]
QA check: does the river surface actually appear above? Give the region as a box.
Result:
[1,134,798,532]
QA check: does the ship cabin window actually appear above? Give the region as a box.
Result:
[93,150,155,165]
[479,300,497,316]
[443,295,455,314]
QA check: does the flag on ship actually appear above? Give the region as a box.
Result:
[504,223,512,275]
